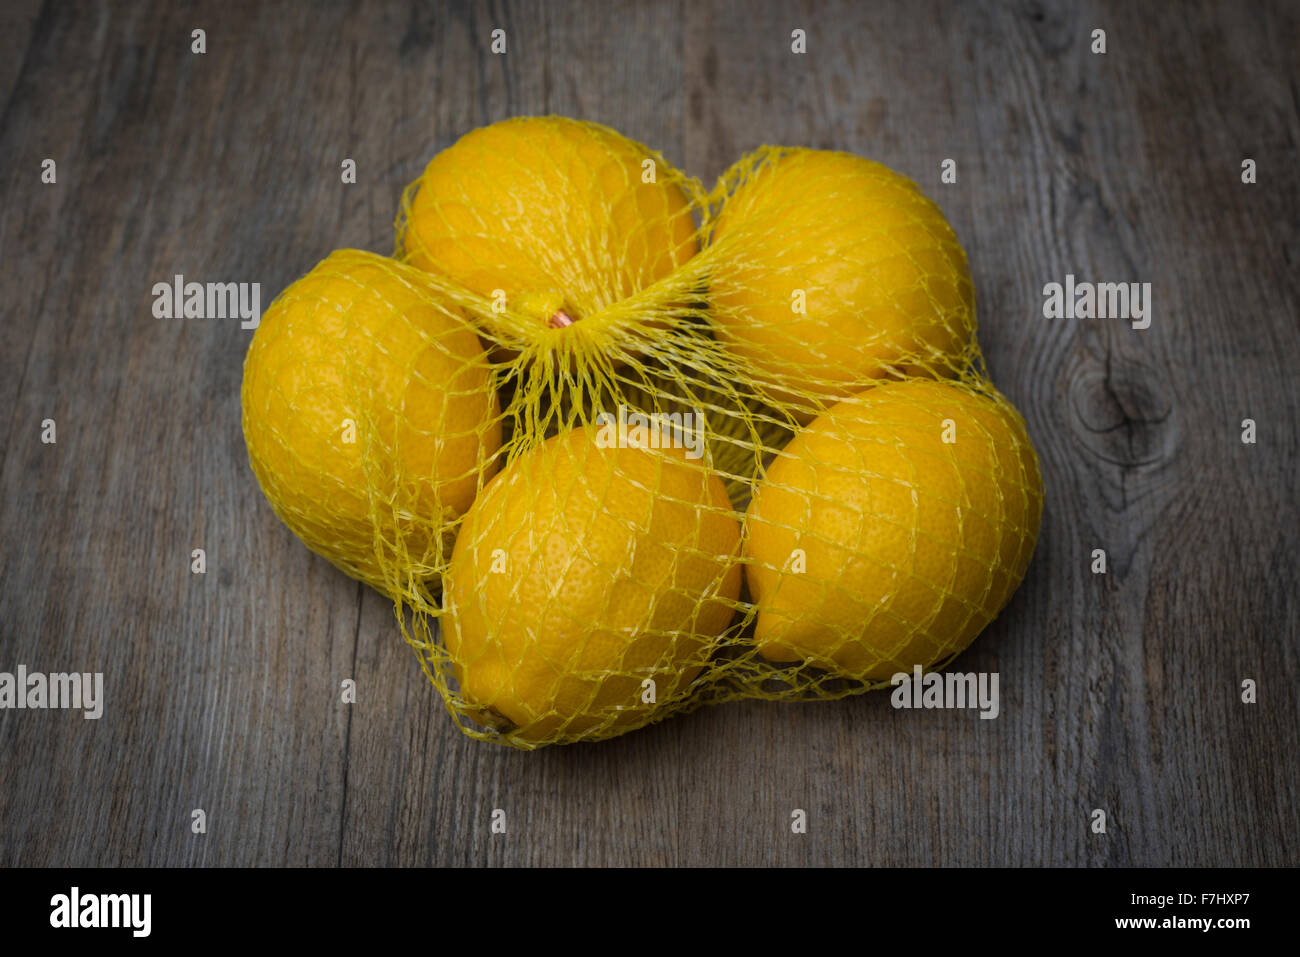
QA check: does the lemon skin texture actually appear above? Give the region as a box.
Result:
[443,427,743,743]
[711,149,976,419]
[403,116,698,338]
[744,378,1042,680]
[241,249,502,588]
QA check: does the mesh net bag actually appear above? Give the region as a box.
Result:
[241,116,1044,749]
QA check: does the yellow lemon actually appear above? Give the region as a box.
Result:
[443,427,742,743]
[710,148,975,418]
[241,249,502,588]
[401,116,698,349]
[744,379,1042,680]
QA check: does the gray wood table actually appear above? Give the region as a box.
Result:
[1,0,1297,867]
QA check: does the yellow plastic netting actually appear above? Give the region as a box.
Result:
[240,116,1044,749]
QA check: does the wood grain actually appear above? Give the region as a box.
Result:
[1,0,1296,867]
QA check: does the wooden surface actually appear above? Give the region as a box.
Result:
[1,0,1297,867]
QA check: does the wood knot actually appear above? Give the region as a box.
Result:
[1070,363,1176,468]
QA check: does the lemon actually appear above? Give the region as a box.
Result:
[241,249,502,588]
[744,379,1042,680]
[401,116,698,348]
[710,148,975,418]
[443,427,742,743]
